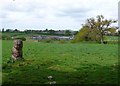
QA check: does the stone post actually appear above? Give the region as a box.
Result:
[12,39,23,61]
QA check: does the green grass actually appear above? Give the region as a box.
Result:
[105,36,118,41]
[2,40,118,84]
[2,32,25,37]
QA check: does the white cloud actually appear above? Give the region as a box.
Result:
[0,0,119,31]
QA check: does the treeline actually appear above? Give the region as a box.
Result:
[1,28,78,36]
[1,15,119,44]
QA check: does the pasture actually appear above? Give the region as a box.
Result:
[2,40,118,84]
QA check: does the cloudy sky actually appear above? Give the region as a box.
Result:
[0,0,119,31]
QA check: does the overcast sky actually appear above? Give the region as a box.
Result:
[0,0,119,31]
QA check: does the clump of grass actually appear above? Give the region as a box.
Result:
[38,39,53,43]
[59,40,66,44]
[70,40,76,43]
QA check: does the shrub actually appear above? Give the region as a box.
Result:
[70,40,76,43]
[74,27,101,42]
[2,35,12,40]
[107,41,118,44]
[59,40,66,44]
[103,41,107,44]
[44,39,51,43]
[38,39,54,43]
[14,37,26,41]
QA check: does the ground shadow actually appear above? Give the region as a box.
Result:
[2,59,119,85]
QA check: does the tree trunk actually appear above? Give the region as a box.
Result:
[100,30,104,44]
[12,39,23,62]
[100,37,104,44]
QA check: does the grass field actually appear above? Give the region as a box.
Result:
[2,40,118,84]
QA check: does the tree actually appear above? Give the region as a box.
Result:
[109,27,117,36]
[74,25,101,42]
[6,29,13,32]
[44,29,48,32]
[48,29,55,35]
[79,15,117,44]
[2,28,4,32]
[65,30,71,36]
[14,29,20,32]
[74,27,91,42]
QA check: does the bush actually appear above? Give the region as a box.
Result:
[44,39,52,43]
[103,41,107,44]
[14,37,26,41]
[59,40,66,44]
[39,39,53,43]
[70,40,76,43]
[74,27,101,42]
[2,35,12,40]
[107,41,118,44]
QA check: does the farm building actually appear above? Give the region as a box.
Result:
[32,35,74,40]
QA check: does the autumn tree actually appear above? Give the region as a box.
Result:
[74,25,101,42]
[75,15,117,44]
[95,15,117,43]
[109,27,117,36]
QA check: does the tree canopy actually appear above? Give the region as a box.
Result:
[74,15,117,43]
